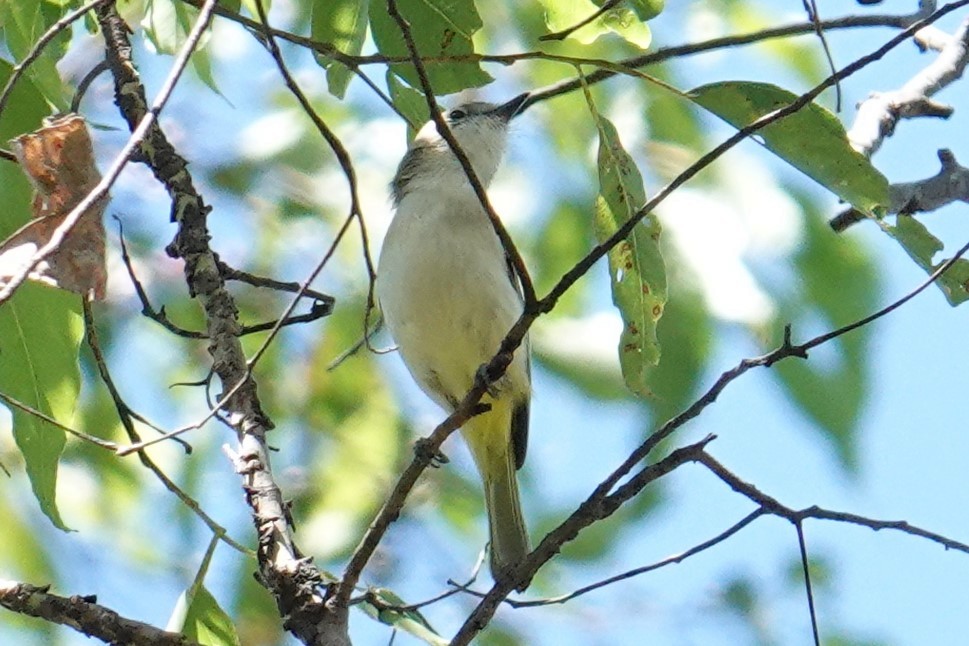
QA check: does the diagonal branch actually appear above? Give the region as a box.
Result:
[383,0,537,306]
[450,436,715,644]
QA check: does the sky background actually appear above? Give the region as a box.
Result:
[3,1,969,644]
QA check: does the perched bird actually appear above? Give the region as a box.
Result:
[377,94,531,579]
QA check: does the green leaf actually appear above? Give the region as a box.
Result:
[689,81,889,215]
[593,117,667,398]
[0,62,80,530]
[387,71,429,137]
[628,0,664,20]
[360,588,448,646]
[170,585,241,646]
[539,0,652,49]
[168,535,241,646]
[369,0,491,96]
[0,285,83,530]
[312,0,370,98]
[884,216,969,305]
[0,0,70,109]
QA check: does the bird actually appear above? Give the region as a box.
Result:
[376,93,531,580]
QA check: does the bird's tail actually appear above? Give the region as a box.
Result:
[463,399,530,581]
[483,448,529,578]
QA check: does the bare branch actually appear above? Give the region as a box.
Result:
[0,391,118,450]
[450,437,714,644]
[95,4,330,643]
[699,452,969,554]
[0,580,198,646]
[513,510,767,608]
[848,14,969,157]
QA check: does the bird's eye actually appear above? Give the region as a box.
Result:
[448,108,467,121]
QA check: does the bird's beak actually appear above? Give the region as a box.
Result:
[492,93,530,122]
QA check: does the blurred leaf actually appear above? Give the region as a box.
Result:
[369,0,492,95]
[593,116,667,398]
[768,195,879,468]
[142,0,183,54]
[0,1,70,109]
[0,492,55,582]
[361,587,448,646]
[727,5,825,87]
[884,216,969,305]
[142,0,221,94]
[645,66,705,174]
[539,0,652,49]
[312,0,369,98]
[646,263,710,424]
[690,82,889,215]
[628,0,664,21]
[784,552,832,590]
[300,300,404,557]
[721,574,757,616]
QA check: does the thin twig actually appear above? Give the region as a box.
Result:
[802,0,842,111]
[795,521,821,646]
[540,0,621,42]
[250,0,378,367]
[217,259,336,305]
[0,391,118,450]
[83,301,252,555]
[698,451,969,554]
[512,509,767,607]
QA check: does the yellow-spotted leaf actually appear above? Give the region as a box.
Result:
[594,117,666,397]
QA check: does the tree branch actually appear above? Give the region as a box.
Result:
[95,4,331,644]
[450,437,715,644]
[848,14,969,158]
[698,452,969,553]
[0,580,198,646]
[832,148,969,230]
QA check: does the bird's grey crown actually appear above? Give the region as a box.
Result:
[390,101,504,205]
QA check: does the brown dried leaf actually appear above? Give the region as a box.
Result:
[0,114,107,300]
